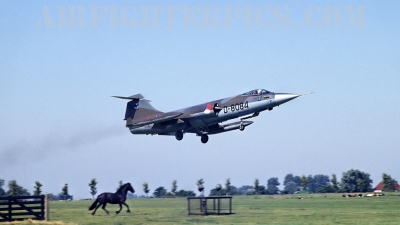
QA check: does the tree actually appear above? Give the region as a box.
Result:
[215,184,222,196]
[58,183,72,201]
[225,178,231,195]
[171,180,177,195]
[340,169,372,192]
[307,174,331,193]
[196,179,204,196]
[142,182,150,197]
[382,173,395,191]
[254,179,260,194]
[0,179,5,197]
[382,173,397,191]
[209,185,241,196]
[285,181,298,194]
[62,184,69,196]
[306,175,315,193]
[301,175,308,190]
[314,175,330,188]
[153,186,167,198]
[249,179,266,195]
[88,178,97,199]
[284,174,301,193]
[176,189,196,197]
[238,185,253,195]
[8,180,19,197]
[284,174,294,186]
[117,180,123,190]
[317,185,334,193]
[62,183,69,199]
[6,180,30,197]
[33,181,42,196]
[227,185,242,195]
[267,177,280,195]
[331,174,339,193]
[356,178,363,190]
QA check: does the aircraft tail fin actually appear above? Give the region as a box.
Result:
[112,94,162,121]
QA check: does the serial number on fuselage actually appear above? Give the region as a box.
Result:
[223,101,249,113]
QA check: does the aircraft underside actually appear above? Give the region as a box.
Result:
[130,120,254,143]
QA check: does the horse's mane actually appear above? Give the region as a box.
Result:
[116,183,131,192]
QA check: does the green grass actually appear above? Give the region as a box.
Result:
[43,194,400,224]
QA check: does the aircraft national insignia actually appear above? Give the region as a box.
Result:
[203,103,213,114]
[113,88,312,144]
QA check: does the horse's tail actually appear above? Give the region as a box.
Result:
[88,195,102,211]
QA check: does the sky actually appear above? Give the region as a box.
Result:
[1,1,399,198]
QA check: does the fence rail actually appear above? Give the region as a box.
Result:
[0,195,49,222]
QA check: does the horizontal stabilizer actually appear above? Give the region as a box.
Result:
[112,94,145,100]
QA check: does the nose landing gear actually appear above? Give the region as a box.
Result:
[200,134,209,144]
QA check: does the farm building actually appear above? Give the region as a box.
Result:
[374,181,400,191]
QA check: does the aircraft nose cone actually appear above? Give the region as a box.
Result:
[274,93,301,105]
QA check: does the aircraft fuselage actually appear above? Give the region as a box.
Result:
[114,89,310,143]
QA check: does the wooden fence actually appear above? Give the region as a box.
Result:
[0,195,49,222]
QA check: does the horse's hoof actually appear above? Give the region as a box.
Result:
[116,211,120,215]
[127,210,131,214]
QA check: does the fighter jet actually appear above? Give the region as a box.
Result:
[113,89,311,144]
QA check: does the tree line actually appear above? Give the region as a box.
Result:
[0,179,72,200]
[248,169,397,195]
[0,169,398,198]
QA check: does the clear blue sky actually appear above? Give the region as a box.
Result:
[1,1,399,198]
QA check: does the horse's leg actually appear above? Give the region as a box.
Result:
[116,203,122,214]
[122,202,131,213]
[92,203,101,216]
[102,202,109,215]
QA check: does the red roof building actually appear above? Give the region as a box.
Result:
[374,181,400,191]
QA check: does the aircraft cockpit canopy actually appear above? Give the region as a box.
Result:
[242,89,271,96]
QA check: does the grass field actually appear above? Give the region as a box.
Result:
[8,194,400,225]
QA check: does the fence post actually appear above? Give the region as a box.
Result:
[44,194,49,221]
[187,198,190,215]
[8,197,12,221]
[229,197,232,214]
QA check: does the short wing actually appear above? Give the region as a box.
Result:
[126,112,183,128]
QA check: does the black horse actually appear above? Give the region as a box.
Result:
[89,183,135,215]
